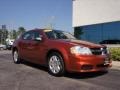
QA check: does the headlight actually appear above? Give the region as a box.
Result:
[70,46,92,55]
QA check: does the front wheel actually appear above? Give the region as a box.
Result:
[13,50,21,64]
[48,52,65,76]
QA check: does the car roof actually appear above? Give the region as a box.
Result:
[27,29,65,32]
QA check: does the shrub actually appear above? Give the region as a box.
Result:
[109,48,120,61]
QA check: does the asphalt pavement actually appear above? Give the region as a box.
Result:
[0,50,120,90]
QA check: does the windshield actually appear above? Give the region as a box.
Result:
[44,30,76,40]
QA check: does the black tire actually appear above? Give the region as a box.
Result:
[48,52,65,76]
[13,50,21,64]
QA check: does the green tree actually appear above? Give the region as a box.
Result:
[12,30,17,39]
[4,29,8,38]
[9,30,17,39]
[17,27,26,36]
[74,27,83,39]
[0,29,2,44]
[0,29,8,44]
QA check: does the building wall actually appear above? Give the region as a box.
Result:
[73,0,120,43]
[73,0,120,27]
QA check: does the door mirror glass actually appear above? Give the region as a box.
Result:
[35,37,42,41]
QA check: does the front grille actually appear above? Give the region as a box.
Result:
[90,47,107,55]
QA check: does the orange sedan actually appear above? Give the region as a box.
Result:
[12,29,112,76]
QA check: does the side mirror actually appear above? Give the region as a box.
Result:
[34,37,42,41]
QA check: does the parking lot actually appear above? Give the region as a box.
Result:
[0,50,120,90]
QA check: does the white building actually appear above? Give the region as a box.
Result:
[73,0,120,43]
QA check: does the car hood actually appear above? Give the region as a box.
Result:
[59,39,104,48]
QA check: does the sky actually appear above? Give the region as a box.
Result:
[0,0,72,32]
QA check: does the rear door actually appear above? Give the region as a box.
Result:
[19,30,47,64]
[26,31,43,64]
[24,31,47,64]
[18,31,33,60]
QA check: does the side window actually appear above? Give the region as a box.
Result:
[30,31,42,40]
[45,31,55,39]
[33,31,41,39]
[22,32,32,40]
[22,31,41,40]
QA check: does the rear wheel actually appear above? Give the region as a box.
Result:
[13,50,21,64]
[48,52,65,76]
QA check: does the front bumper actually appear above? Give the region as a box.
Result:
[67,54,112,72]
